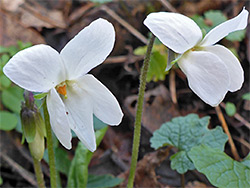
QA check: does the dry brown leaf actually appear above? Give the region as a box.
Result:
[20,10,66,29]
[124,85,179,134]
[1,0,24,12]
[186,181,212,188]
[0,10,45,46]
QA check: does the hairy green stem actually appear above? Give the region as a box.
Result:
[127,35,155,188]
[43,100,57,188]
[32,156,46,188]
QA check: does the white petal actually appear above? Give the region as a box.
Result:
[75,74,123,126]
[60,18,115,80]
[200,8,249,46]
[63,82,96,152]
[203,45,244,92]
[47,88,72,149]
[144,12,202,54]
[178,51,230,106]
[3,44,65,92]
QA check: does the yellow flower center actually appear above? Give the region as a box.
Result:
[56,82,67,98]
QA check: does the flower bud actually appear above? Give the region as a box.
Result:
[20,91,46,161]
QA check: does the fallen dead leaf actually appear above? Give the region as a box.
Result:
[124,84,180,134]
[0,10,45,46]
[1,0,24,12]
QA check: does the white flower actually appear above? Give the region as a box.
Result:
[3,18,123,152]
[144,8,249,106]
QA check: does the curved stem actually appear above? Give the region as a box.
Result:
[127,34,155,188]
[43,100,57,188]
[32,156,46,188]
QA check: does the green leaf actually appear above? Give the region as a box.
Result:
[134,44,168,82]
[0,54,10,74]
[191,14,210,33]
[204,10,227,28]
[200,126,228,151]
[17,41,32,50]
[241,153,250,168]
[1,86,24,113]
[55,147,71,175]
[150,114,228,173]
[225,102,236,116]
[87,174,123,188]
[242,93,250,101]
[33,93,48,100]
[189,145,250,188]
[94,115,107,130]
[0,75,11,89]
[147,50,167,82]
[67,127,108,188]
[170,151,195,174]
[134,45,147,55]
[0,176,3,185]
[0,46,9,54]
[226,30,246,42]
[7,46,19,56]
[0,111,18,130]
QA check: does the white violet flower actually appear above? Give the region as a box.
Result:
[144,8,249,106]
[3,18,123,152]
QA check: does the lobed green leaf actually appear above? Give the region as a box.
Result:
[189,145,250,188]
[150,114,228,173]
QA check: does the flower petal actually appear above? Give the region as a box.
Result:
[203,45,244,92]
[60,18,115,80]
[75,74,123,126]
[63,82,96,152]
[200,8,249,46]
[178,51,230,106]
[144,12,202,54]
[3,44,65,92]
[47,88,72,149]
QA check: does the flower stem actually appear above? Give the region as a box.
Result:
[32,156,46,188]
[43,100,57,188]
[127,34,155,188]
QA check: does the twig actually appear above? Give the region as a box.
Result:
[169,69,177,105]
[233,136,250,150]
[104,55,144,64]
[68,2,95,25]
[0,152,37,186]
[215,106,240,161]
[181,173,185,188]
[100,5,148,45]
[220,102,250,129]
[158,0,177,12]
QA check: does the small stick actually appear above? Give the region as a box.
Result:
[158,0,177,12]
[169,69,177,104]
[0,152,37,186]
[215,106,240,161]
[100,5,148,44]
[104,55,144,64]
[181,173,185,188]
[233,136,250,150]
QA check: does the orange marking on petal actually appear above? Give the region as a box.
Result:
[57,85,67,96]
